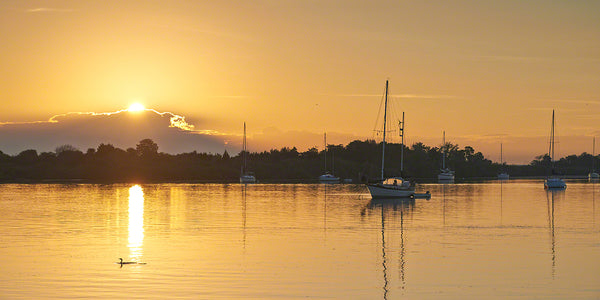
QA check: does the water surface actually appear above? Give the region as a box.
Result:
[0,181,598,299]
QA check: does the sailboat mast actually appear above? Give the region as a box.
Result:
[549,110,555,163]
[381,80,388,180]
[400,112,405,173]
[242,122,247,174]
[324,132,327,172]
[442,131,446,169]
[593,137,596,171]
[500,143,503,164]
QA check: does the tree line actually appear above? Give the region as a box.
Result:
[0,138,597,183]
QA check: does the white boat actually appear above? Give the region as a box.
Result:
[240,173,256,183]
[589,137,599,180]
[366,80,415,198]
[544,110,566,189]
[319,132,340,183]
[545,177,566,189]
[239,122,256,184]
[438,131,455,182]
[498,143,510,180]
[319,173,340,182]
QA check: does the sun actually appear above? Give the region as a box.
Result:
[127,103,145,112]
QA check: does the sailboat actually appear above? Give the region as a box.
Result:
[498,143,510,180]
[239,122,257,184]
[437,131,455,182]
[319,133,340,182]
[544,110,566,189]
[589,137,599,180]
[366,80,415,198]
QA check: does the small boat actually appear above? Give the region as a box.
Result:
[366,80,415,198]
[319,133,340,183]
[498,143,510,180]
[319,173,340,182]
[589,137,599,180]
[438,168,455,182]
[544,110,566,189]
[240,173,257,184]
[240,122,257,184]
[438,131,455,182]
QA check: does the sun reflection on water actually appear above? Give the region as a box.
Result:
[128,184,144,260]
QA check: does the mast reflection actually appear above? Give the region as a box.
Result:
[241,184,247,250]
[367,198,415,299]
[128,185,144,260]
[546,189,563,278]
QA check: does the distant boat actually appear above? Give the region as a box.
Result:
[438,131,455,182]
[319,132,340,183]
[240,122,257,184]
[544,110,566,189]
[498,143,510,180]
[366,80,415,198]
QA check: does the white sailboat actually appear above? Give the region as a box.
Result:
[589,137,599,180]
[240,122,256,184]
[544,110,566,189]
[438,131,455,182]
[366,80,415,198]
[498,143,510,180]
[319,132,340,183]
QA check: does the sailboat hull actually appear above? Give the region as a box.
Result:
[319,174,340,182]
[544,178,566,189]
[240,175,256,183]
[497,173,510,180]
[437,172,455,181]
[367,184,415,198]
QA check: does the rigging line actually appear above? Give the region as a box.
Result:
[372,84,387,140]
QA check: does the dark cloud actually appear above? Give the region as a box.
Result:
[0,110,231,155]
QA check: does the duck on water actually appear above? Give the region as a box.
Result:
[116,258,146,266]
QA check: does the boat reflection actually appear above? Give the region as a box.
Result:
[366,198,415,299]
[128,185,144,261]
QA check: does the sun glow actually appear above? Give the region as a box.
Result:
[128,103,145,112]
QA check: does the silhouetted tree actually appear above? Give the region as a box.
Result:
[2,138,597,183]
[55,144,79,154]
[136,139,159,157]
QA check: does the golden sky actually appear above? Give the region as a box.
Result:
[1,1,599,164]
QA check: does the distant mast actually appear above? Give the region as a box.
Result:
[381,80,389,181]
[242,122,247,175]
[442,131,446,169]
[400,112,405,174]
[549,110,555,165]
[324,132,327,173]
[593,137,596,170]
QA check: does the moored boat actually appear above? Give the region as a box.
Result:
[544,110,565,189]
[366,80,416,198]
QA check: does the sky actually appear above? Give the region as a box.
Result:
[1,1,599,164]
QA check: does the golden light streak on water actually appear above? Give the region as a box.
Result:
[128,184,144,260]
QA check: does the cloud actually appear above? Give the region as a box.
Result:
[26,8,74,13]
[318,93,460,100]
[0,109,231,155]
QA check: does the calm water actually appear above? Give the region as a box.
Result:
[0,181,598,299]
